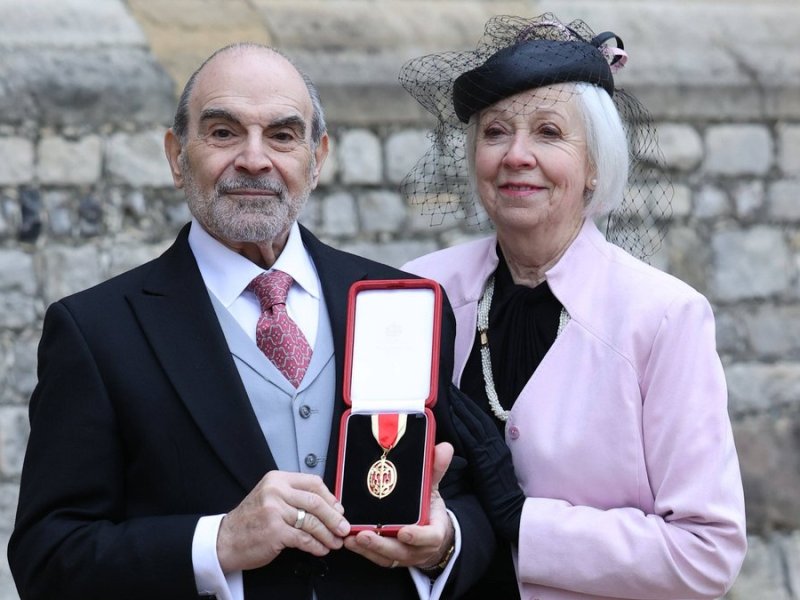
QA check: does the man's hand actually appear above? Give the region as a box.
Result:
[217,471,351,572]
[343,442,456,570]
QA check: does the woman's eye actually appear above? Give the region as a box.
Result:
[483,127,506,139]
[539,125,562,138]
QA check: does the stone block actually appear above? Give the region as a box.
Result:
[705,125,772,176]
[783,530,800,600]
[106,130,174,187]
[358,191,406,234]
[777,124,800,176]
[655,123,703,171]
[37,135,102,185]
[734,412,800,532]
[768,180,800,221]
[0,532,19,600]
[744,306,800,359]
[106,239,172,279]
[669,184,692,219]
[385,129,431,184]
[0,483,19,534]
[712,227,791,301]
[320,192,358,237]
[725,534,790,599]
[40,244,103,305]
[0,406,29,477]
[694,185,731,219]
[2,331,39,403]
[338,129,382,185]
[125,0,271,91]
[0,0,146,48]
[733,181,765,221]
[0,138,34,185]
[0,49,174,128]
[0,250,37,329]
[726,362,800,414]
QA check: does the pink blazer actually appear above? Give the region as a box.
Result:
[404,219,746,599]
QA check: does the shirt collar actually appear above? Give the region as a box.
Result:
[188,219,320,308]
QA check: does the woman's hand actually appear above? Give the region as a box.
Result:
[449,385,525,543]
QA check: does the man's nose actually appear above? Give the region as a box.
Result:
[233,135,273,173]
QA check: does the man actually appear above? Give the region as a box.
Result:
[8,44,493,599]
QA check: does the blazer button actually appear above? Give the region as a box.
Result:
[508,425,520,440]
[299,405,312,419]
[305,453,319,468]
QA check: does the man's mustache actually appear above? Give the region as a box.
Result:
[216,177,287,197]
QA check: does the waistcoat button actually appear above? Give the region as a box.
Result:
[305,453,318,468]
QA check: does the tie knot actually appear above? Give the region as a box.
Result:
[249,270,293,310]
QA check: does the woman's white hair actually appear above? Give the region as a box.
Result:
[573,82,628,217]
[464,82,629,218]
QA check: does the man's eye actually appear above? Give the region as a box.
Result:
[211,129,234,139]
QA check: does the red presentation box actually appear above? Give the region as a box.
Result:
[334,279,442,536]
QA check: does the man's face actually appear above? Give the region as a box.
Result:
[167,48,328,248]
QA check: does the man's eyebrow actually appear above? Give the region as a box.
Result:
[199,107,241,125]
[269,115,306,137]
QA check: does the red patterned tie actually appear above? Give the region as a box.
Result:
[248,270,312,387]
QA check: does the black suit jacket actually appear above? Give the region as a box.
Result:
[9,224,495,600]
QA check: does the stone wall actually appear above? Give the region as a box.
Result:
[1,0,798,597]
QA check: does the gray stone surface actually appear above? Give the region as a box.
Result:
[0,407,29,478]
[705,125,773,177]
[734,412,800,531]
[37,135,102,185]
[106,130,175,187]
[0,49,174,128]
[385,129,431,184]
[768,180,800,221]
[0,138,34,186]
[712,227,792,301]
[320,191,359,237]
[0,251,37,329]
[358,190,407,234]
[694,185,731,220]
[655,123,703,171]
[778,124,800,175]
[744,306,800,359]
[39,245,103,305]
[727,535,791,600]
[0,0,146,48]
[338,129,382,184]
[727,362,800,414]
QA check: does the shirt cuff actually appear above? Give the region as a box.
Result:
[409,510,462,600]
[192,514,244,600]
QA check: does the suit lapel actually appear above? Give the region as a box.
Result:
[127,225,276,493]
[300,226,369,486]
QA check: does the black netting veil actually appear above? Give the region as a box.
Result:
[399,13,672,260]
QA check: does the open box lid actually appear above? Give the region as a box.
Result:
[342,279,442,413]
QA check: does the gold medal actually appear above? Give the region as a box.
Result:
[367,413,407,499]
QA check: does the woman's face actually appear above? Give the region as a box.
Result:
[473,84,594,238]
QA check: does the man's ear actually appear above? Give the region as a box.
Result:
[310,132,330,187]
[164,129,185,189]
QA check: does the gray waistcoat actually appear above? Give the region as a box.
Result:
[208,292,336,475]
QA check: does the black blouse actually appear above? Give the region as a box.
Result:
[460,247,564,434]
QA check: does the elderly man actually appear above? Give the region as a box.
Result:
[8,44,493,600]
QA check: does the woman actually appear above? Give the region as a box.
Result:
[400,14,747,600]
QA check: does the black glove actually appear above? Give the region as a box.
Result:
[448,384,525,543]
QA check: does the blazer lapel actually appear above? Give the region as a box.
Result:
[128,225,276,493]
[300,226,369,486]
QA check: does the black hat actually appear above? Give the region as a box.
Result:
[453,35,619,123]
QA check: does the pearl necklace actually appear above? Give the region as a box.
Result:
[476,275,570,422]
